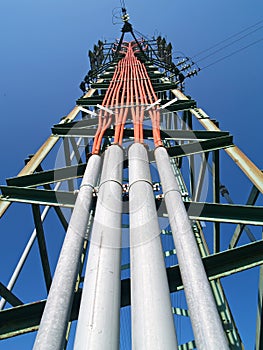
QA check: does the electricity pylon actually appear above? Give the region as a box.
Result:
[0,14,263,350]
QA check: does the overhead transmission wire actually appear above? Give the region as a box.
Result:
[191,19,263,71]
[202,36,263,70]
[192,19,263,59]
[195,24,263,64]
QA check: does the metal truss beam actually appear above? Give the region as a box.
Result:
[0,283,22,308]
[6,164,87,188]
[90,81,179,92]
[52,125,229,140]
[229,184,260,248]
[184,201,263,225]
[165,135,233,158]
[52,118,99,130]
[1,186,262,226]
[76,96,104,105]
[98,70,165,80]
[63,138,74,193]
[1,240,263,340]
[159,200,263,225]
[0,186,77,208]
[76,97,195,111]
[193,152,209,202]
[31,205,52,292]
[69,137,83,164]
[213,150,221,253]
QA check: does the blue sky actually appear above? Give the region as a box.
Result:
[0,0,263,349]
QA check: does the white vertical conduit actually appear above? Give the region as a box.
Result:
[129,143,178,349]
[155,146,229,349]
[33,154,101,350]
[74,144,124,350]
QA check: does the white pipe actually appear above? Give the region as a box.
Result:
[155,146,229,349]
[74,145,123,350]
[33,154,101,350]
[129,143,178,349]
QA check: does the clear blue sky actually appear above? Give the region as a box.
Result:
[0,0,263,349]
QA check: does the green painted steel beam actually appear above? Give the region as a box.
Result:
[152,82,179,92]
[160,200,263,225]
[162,99,197,112]
[184,201,263,225]
[1,240,263,339]
[53,118,99,130]
[31,204,52,292]
[90,82,110,89]
[35,164,69,232]
[6,164,87,188]
[167,240,263,292]
[165,135,234,158]
[98,71,165,79]
[0,186,77,208]
[84,81,179,92]
[98,72,115,79]
[1,185,262,226]
[51,125,230,140]
[229,184,260,248]
[52,127,122,138]
[77,96,105,106]
[0,283,23,308]
[144,65,159,71]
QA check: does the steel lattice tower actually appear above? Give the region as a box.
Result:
[0,14,263,350]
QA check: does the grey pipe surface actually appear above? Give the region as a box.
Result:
[33,154,101,350]
[155,146,229,349]
[129,143,178,349]
[74,145,123,350]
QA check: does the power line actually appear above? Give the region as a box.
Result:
[195,24,263,63]
[202,37,263,70]
[192,19,263,58]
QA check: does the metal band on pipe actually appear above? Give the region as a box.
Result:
[129,178,153,189]
[98,179,123,189]
[162,188,181,197]
[79,183,95,190]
